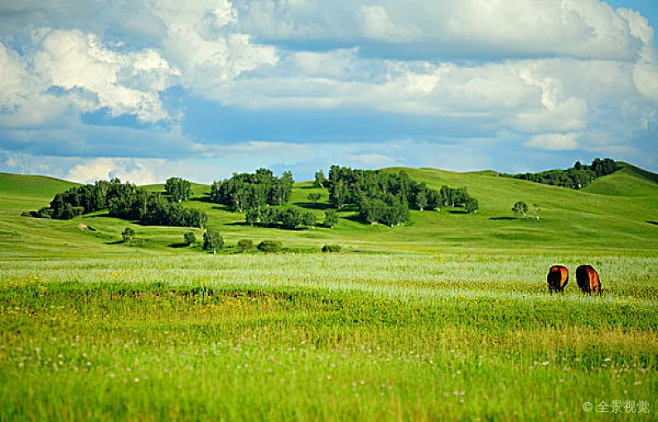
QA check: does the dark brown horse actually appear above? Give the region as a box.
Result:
[576,265,601,295]
[547,265,569,293]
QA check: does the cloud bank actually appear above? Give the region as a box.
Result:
[0,0,656,182]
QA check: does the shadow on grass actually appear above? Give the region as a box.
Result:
[647,220,658,226]
[168,242,190,249]
[293,202,332,211]
[490,217,516,221]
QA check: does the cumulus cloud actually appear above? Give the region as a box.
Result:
[525,133,580,151]
[0,0,657,178]
[32,29,179,123]
[65,157,165,185]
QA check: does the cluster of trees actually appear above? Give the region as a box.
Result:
[210,169,294,212]
[315,166,478,226]
[245,206,318,229]
[502,158,619,189]
[32,178,207,228]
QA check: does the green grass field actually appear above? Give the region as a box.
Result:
[0,167,657,420]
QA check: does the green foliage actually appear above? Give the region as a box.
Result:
[34,178,206,228]
[245,206,316,230]
[321,244,341,252]
[210,168,294,211]
[513,201,529,219]
[314,170,326,188]
[502,158,619,189]
[122,227,135,242]
[307,193,321,203]
[257,240,283,253]
[203,228,224,253]
[324,209,338,228]
[324,165,478,223]
[237,239,255,251]
[183,232,196,245]
[164,177,192,203]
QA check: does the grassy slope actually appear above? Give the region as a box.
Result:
[0,166,657,257]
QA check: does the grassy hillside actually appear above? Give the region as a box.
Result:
[0,166,656,257]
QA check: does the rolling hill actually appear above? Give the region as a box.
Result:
[0,165,657,257]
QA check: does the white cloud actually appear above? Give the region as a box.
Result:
[525,133,580,151]
[32,29,180,123]
[634,64,658,100]
[65,157,165,185]
[359,5,419,42]
[234,0,654,61]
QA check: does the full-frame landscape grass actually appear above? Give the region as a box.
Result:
[1,163,657,420]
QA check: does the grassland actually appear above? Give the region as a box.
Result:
[0,167,657,420]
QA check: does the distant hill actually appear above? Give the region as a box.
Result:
[0,163,657,257]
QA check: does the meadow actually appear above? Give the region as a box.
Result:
[1,252,657,420]
[0,167,657,420]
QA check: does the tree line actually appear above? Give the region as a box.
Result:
[501,158,619,189]
[29,177,207,228]
[210,168,294,212]
[315,165,478,226]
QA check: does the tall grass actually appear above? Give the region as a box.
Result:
[1,252,656,420]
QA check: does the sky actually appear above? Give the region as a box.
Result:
[0,0,657,184]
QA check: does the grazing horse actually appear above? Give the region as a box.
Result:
[547,265,569,293]
[576,265,601,295]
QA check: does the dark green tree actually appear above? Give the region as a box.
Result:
[184,232,196,245]
[164,177,192,203]
[122,227,135,242]
[513,201,529,219]
[203,228,224,254]
[307,193,321,203]
[324,209,338,228]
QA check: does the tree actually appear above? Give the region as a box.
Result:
[324,209,338,228]
[184,232,196,245]
[315,170,327,188]
[164,177,192,203]
[237,239,254,251]
[203,228,224,254]
[532,204,541,221]
[122,227,135,242]
[329,180,349,210]
[245,207,260,226]
[415,190,428,211]
[301,211,317,228]
[513,201,529,219]
[465,197,479,214]
[307,193,321,203]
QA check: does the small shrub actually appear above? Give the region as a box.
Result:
[322,244,341,253]
[122,227,135,242]
[183,232,196,245]
[237,239,255,251]
[257,240,283,253]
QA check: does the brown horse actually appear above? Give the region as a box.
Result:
[547,265,569,293]
[576,265,601,295]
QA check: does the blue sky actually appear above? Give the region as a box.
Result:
[0,0,657,184]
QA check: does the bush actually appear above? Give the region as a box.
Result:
[183,232,196,245]
[322,244,341,253]
[257,240,283,253]
[237,239,255,251]
[122,227,135,242]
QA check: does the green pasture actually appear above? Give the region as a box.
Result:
[0,167,657,420]
[1,253,657,420]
